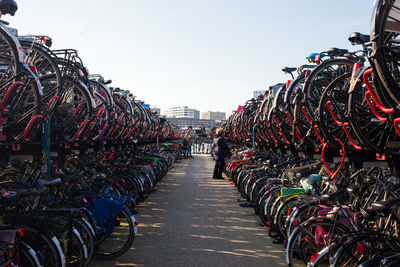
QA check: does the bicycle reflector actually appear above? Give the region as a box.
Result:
[286,80,291,89]
[29,65,38,75]
[17,228,25,237]
[287,208,292,216]
[310,253,318,262]
[349,62,360,93]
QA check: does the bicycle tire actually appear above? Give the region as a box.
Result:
[94,206,136,260]
[20,241,41,267]
[0,25,21,88]
[348,74,400,153]
[371,0,400,105]
[286,217,349,267]
[331,231,400,267]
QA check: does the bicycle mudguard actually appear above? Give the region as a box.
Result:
[86,198,128,237]
[20,241,41,267]
[308,245,330,267]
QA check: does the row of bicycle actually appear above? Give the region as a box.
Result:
[226,149,400,266]
[221,1,400,266]
[0,145,181,266]
[0,1,183,265]
[223,0,400,160]
[0,0,180,144]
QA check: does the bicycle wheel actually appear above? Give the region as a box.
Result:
[59,226,85,267]
[2,79,40,141]
[21,40,62,114]
[331,231,400,267]
[95,206,136,260]
[0,26,21,88]
[274,195,303,241]
[52,75,93,142]
[74,219,95,266]
[318,72,356,147]
[348,73,400,153]
[297,58,354,146]
[33,211,87,267]
[20,225,62,267]
[20,241,41,267]
[286,217,349,267]
[111,174,141,204]
[109,96,128,140]
[22,73,61,141]
[303,58,355,122]
[371,0,400,105]
[20,40,61,83]
[264,186,281,228]
[286,200,319,239]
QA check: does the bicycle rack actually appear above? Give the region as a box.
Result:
[0,82,24,113]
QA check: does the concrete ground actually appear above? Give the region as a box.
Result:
[92,154,287,267]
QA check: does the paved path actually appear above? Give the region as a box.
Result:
[92,154,287,267]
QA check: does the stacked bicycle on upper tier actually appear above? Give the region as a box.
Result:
[0,0,183,266]
[223,1,400,266]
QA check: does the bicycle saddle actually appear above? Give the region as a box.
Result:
[348,32,370,44]
[326,47,349,55]
[320,190,345,202]
[346,184,360,194]
[0,0,17,16]
[282,67,297,74]
[371,198,400,213]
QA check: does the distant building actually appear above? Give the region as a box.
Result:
[150,106,161,115]
[166,118,215,129]
[201,111,226,121]
[253,90,265,99]
[162,106,200,119]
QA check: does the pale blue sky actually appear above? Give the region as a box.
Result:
[10,0,372,116]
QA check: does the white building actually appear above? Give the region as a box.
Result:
[253,90,265,99]
[201,111,226,121]
[166,118,215,129]
[163,106,200,119]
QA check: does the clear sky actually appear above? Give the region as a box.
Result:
[10,0,373,117]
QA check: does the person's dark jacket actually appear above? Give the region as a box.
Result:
[212,135,230,160]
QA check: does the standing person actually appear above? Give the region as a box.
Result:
[185,126,193,158]
[212,128,230,179]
